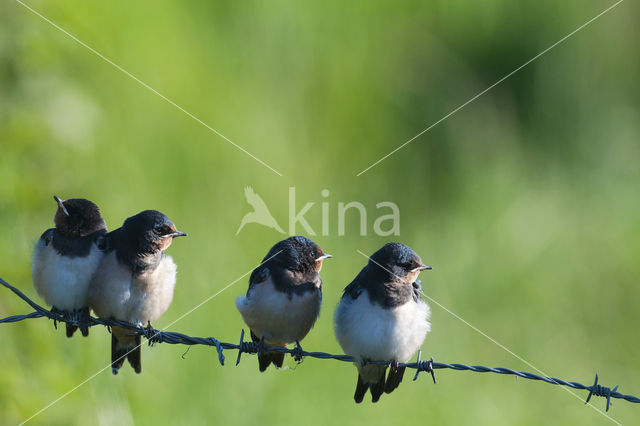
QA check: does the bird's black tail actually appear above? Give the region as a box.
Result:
[354,374,368,403]
[111,333,127,374]
[80,325,90,337]
[66,323,78,338]
[370,376,386,402]
[126,335,142,374]
[65,324,89,337]
[64,308,90,337]
[251,330,285,372]
[384,366,406,394]
[354,367,388,403]
[258,351,285,372]
[111,326,142,375]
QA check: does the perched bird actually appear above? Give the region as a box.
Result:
[236,236,331,371]
[88,210,186,375]
[236,186,285,235]
[32,196,107,338]
[334,242,432,403]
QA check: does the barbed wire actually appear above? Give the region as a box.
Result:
[1,277,638,412]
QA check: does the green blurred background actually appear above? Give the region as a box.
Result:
[1,0,639,424]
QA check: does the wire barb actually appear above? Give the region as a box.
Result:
[586,374,619,412]
[234,329,261,366]
[209,337,225,366]
[1,276,638,412]
[413,350,437,384]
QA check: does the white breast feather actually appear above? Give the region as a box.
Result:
[131,256,177,323]
[236,274,321,345]
[89,252,177,325]
[334,290,430,366]
[32,239,104,311]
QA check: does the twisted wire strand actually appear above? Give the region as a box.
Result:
[1,277,638,411]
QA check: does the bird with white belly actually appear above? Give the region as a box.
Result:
[236,236,332,372]
[32,196,107,338]
[89,210,186,375]
[334,242,432,403]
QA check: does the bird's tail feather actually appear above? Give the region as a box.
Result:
[66,323,78,338]
[384,366,406,394]
[111,333,127,374]
[69,324,90,338]
[258,351,285,372]
[251,330,285,372]
[354,366,388,403]
[65,308,90,338]
[126,335,142,374]
[354,374,368,403]
[370,376,386,402]
[111,326,141,375]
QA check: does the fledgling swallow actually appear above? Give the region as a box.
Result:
[32,196,107,337]
[236,236,332,372]
[334,242,432,403]
[88,210,186,375]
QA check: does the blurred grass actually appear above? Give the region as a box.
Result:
[1,0,639,424]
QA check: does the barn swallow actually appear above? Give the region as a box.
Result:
[334,242,432,403]
[236,236,332,371]
[88,210,186,375]
[32,196,107,337]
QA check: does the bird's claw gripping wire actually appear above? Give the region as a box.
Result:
[49,306,64,329]
[140,321,163,345]
[291,340,305,364]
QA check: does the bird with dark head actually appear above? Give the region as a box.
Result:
[334,242,432,403]
[89,210,186,375]
[236,236,332,371]
[53,196,107,238]
[32,196,107,338]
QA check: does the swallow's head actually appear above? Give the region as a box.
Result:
[53,196,107,237]
[369,242,431,284]
[268,236,332,274]
[122,210,187,253]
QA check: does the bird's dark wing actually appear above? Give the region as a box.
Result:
[104,228,123,250]
[107,227,137,271]
[247,265,270,295]
[91,229,108,250]
[39,228,55,246]
[342,264,372,300]
[249,265,269,285]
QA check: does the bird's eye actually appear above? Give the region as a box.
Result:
[155,225,170,235]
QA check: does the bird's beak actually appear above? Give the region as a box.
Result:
[411,265,433,272]
[316,254,332,261]
[169,231,187,238]
[53,195,70,217]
